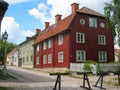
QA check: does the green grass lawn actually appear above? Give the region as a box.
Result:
[0,69,17,80]
[0,69,15,90]
[0,87,13,90]
[0,87,9,90]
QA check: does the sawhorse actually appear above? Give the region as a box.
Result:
[49,72,69,90]
[77,71,93,90]
[93,72,106,89]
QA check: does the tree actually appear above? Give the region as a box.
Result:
[104,0,120,46]
[0,39,16,62]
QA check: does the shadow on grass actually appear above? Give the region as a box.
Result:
[0,69,17,80]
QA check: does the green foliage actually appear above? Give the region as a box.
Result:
[82,60,96,71]
[83,63,92,71]
[0,39,16,62]
[104,0,120,46]
[84,60,97,65]
[83,60,95,71]
[97,68,103,73]
[118,54,120,62]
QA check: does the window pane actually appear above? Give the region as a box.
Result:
[48,40,53,48]
[76,50,85,62]
[98,35,106,45]
[58,52,64,63]
[58,34,63,45]
[99,51,107,62]
[48,54,52,64]
[43,42,46,50]
[43,55,47,64]
[76,32,85,43]
[36,57,39,65]
[89,17,97,27]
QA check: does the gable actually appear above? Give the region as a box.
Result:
[77,7,104,18]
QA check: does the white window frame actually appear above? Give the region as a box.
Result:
[58,34,63,45]
[98,51,107,62]
[76,50,86,62]
[58,51,64,63]
[36,57,39,65]
[89,17,97,28]
[98,35,106,45]
[43,55,47,64]
[76,32,85,43]
[43,41,47,50]
[48,40,53,48]
[48,54,52,64]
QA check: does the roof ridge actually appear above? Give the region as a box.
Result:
[77,6,104,17]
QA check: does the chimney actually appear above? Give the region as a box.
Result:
[36,29,41,35]
[71,3,79,13]
[55,14,62,23]
[45,22,49,29]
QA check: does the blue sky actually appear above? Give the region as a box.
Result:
[1,0,112,45]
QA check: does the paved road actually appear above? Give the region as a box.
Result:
[0,66,82,90]
[0,66,120,90]
[7,67,54,83]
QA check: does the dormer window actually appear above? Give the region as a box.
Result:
[89,17,97,28]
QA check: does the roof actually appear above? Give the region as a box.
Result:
[33,13,75,45]
[77,7,104,18]
[33,6,105,45]
[115,49,120,55]
[19,35,36,46]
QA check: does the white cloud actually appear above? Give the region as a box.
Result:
[1,17,35,44]
[28,0,111,29]
[5,0,33,4]
[28,3,51,29]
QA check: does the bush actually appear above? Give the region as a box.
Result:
[83,63,92,71]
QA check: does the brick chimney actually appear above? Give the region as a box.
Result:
[55,14,62,23]
[45,22,49,29]
[71,3,79,13]
[36,29,41,35]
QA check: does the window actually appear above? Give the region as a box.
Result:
[31,55,33,62]
[27,56,29,62]
[37,45,39,51]
[23,57,25,62]
[48,54,52,64]
[48,40,53,48]
[36,57,39,65]
[89,17,97,28]
[76,32,85,43]
[76,50,86,62]
[98,35,106,45]
[43,41,47,50]
[43,55,47,64]
[58,34,63,45]
[58,52,64,63]
[99,51,107,62]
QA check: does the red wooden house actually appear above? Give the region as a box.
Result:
[33,3,114,68]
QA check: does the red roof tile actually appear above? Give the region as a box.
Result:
[115,49,120,55]
[33,13,75,45]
